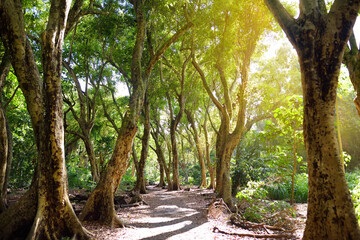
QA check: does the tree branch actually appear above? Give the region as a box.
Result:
[192,58,225,117]
[264,0,298,46]
[146,22,194,78]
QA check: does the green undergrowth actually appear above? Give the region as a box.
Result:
[346,170,360,224]
[266,173,308,203]
[236,181,295,225]
[234,171,360,225]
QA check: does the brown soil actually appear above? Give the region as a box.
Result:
[6,186,307,239]
[84,186,307,239]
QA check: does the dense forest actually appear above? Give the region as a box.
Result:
[1,0,360,239]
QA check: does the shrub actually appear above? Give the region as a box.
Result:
[236,181,294,224]
[266,173,308,203]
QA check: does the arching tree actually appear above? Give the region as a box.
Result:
[79,0,193,226]
[192,0,272,209]
[264,0,360,238]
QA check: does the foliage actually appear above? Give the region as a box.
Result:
[266,173,308,203]
[4,73,36,188]
[236,181,295,223]
[346,170,360,224]
[118,169,136,192]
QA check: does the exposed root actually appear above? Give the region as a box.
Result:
[207,198,232,220]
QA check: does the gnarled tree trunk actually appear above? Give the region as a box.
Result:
[265,0,360,238]
[0,0,93,238]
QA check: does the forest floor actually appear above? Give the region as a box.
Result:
[82,185,307,239]
[7,185,307,239]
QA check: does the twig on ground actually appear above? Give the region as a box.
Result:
[213,227,292,239]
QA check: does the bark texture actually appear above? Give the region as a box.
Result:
[0,0,92,238]
[186,109,207,188]
[203,118,215,189]
[151,125,172,189]
[0,51,11,213]
[265,0,360,239]
[133,95,150,194]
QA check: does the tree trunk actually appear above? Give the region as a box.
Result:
[170,119,181,190]
[80,0,147,226]
[79,0,192,225]
[134,95,150,194]
[151,130,172,189]
[0,0,92,238]
[215,122,237,210]
[62,60,100,182]
[80,123,138,227]
[264,0,360,238]
[203,117,215,189]
[84,136,100,182]
[185,109,207,188]
[0,106,8,213]
[158,160,165,187]
[0,51,11,213]
[0,182,37,239]
[301,59,360,239]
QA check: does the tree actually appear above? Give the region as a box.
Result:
[162,47,192,190]
[0,46,12,213]
[264,0,360,238]
[185,109,207,188]
[151,105,173,189]
[79,0,193,226]
[133,94,150,193]
[0,0,94,238]
[192,0,271,209]
[63,58,103,182]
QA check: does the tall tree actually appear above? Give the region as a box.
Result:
[163,49,192,190]
[264,0,360,238]
[133,94,150,193]
[79,0,193,226]
[192,0,271,209]
[0,0,93,238]
[63,58,103,182]
[185,109,207,188]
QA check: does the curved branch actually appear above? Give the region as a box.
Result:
[264,0,298,46]
[192,58,225,117]
[146,22,194,78]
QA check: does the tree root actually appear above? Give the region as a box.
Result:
[230,212,299,235]
[213,227,292,239]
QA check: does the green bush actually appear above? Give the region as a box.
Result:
[67,161,96,189]
[266,173,308,203]
[346,170,360,190]
[351,184,360,225]
[346,170,360,224]
[236,180,294,223]
[118,170,136,191]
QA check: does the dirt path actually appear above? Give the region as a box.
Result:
[87,186,232,239]
[85,186,306,239]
